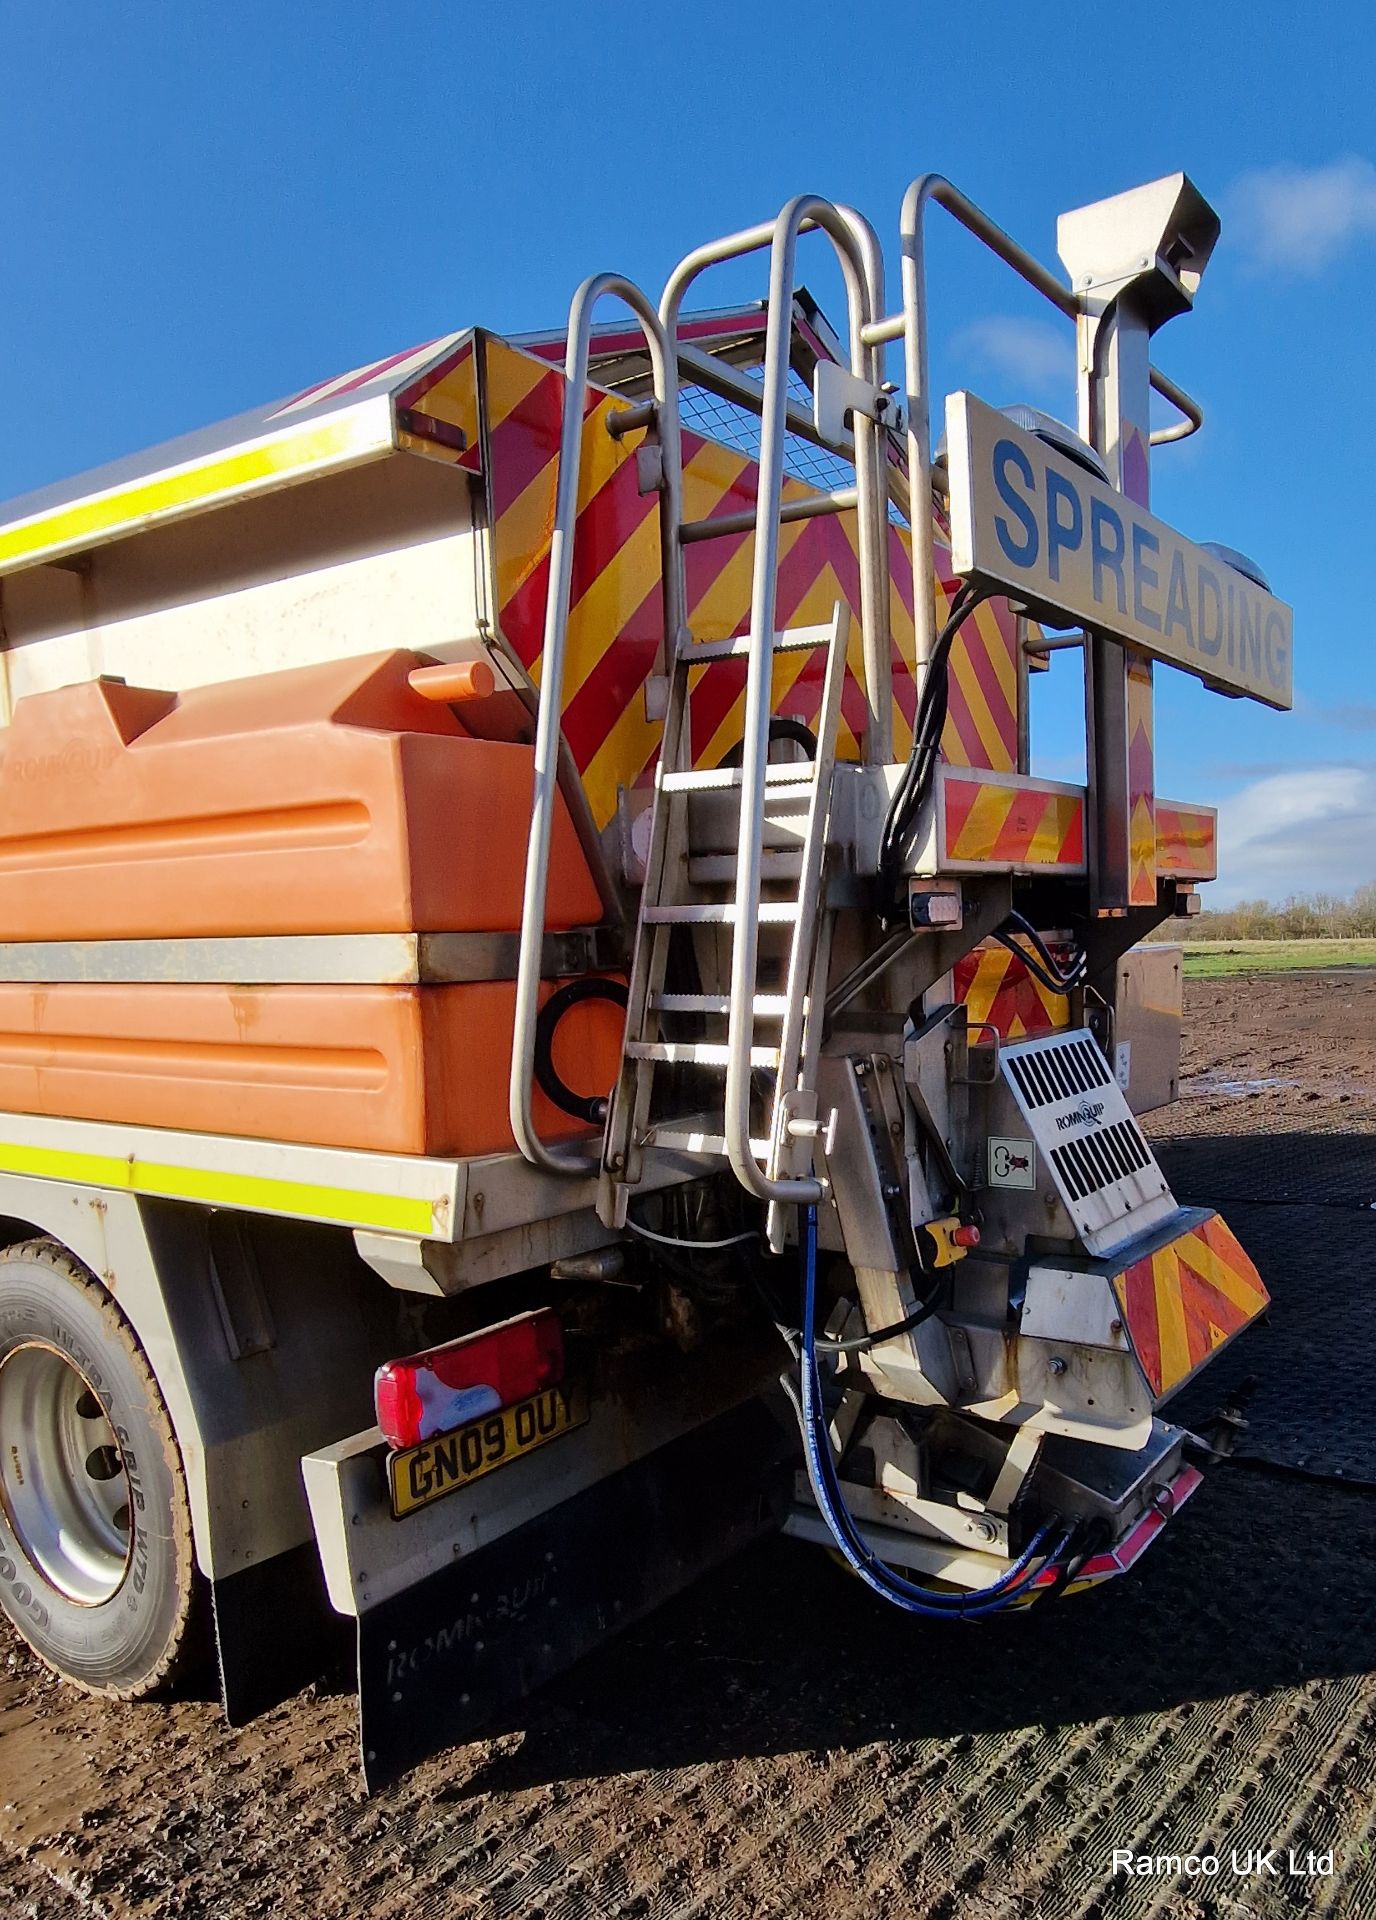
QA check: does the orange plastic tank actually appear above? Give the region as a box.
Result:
[0,653,623,1156]
[0,979,624,1156]
[0,651,602,939]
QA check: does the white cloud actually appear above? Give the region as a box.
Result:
[1227,156,1376,275]
[953,315,1071,399]
[1211,765,1376,903]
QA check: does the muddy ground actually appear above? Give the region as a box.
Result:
[3,972,1375,1918]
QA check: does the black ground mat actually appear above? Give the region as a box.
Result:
[1159,1130,1376,1482]
[1155,1128,1376,1210]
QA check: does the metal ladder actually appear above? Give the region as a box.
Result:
[598,601,850,1242]
[509,196,899,1231]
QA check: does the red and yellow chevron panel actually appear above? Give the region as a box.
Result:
[1127,654,1157,907]
[1155,800,1218,880]
[955,943,1071,1038]
[474,338,1022,830]
[394,339,482,471]
[1113,1212,1269,1399]
[939,770,1086,872]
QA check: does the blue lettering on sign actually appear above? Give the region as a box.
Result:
[1132,524,1161,632]
[1197,566,1222,656]
[992,438,1038,566]
[1238,588,1262,679]
[1045,469,1083,582]
[1090,498,1126,614]
[1164,549,1194,649]
[1225,577,1236,665]
[1264,608,1288,690]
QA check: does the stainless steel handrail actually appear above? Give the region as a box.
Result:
[509,273,676,1176]
[862,175,1204,678]
[862,177,1203,446]
[661,196,887,1207]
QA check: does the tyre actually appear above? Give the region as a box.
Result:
[0,1238,197,1696]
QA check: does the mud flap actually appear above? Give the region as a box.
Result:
[357,1397,793,1790]
[212,1540,349,1725]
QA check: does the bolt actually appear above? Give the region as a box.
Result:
[972,1518,997,1543]
[1109,1319,1123,1337]
[610,1153,625,1172]
[1049,1356,1068,1376]
[890,1120,903,1137]
[855,1061,869,1077]
[877,1056,889,1074]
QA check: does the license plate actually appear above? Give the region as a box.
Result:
[387,1381,590,1519]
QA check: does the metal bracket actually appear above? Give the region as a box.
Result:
[781,1087,838,1162]
[812,361,904,445]
[987,1425,1044,1516]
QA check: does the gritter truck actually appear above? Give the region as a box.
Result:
[0,172,1291,1784]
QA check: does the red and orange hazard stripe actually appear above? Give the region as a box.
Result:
[939,770,1086,872]
[469,338,1023,829]
[1155,801,1218,880]
[1114,1213,1269,1398]
[955,944,1071,1039]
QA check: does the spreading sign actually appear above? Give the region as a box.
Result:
[945,392,1293,710]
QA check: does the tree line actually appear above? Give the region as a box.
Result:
[1146,883,1376,942]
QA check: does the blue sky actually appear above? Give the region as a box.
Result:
[2,1,1372,904]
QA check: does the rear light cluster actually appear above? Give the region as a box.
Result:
[374,1308,565,1451]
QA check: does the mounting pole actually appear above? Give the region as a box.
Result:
[1058,175,1219,915]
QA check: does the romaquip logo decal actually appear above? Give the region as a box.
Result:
[1055,1099,1106,1133]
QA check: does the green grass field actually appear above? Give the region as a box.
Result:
[1177,938,1376,978]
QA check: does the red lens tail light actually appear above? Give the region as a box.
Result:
[374,1309,565,1451]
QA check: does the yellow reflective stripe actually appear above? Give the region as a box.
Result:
[1152,1248,1192,1387]
[0,414,388,573]
[0,1139,435,1235]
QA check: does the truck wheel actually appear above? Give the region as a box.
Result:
[0,1238,197,1697]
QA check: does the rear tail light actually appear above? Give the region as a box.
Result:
[374,1309,565,1451]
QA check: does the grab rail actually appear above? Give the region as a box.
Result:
[660,196,888,1206]
[860,174,1204,671]
[508,274,676,1177]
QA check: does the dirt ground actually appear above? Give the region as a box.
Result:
[3,973,1376,1919]
[1168,968,1376,1136]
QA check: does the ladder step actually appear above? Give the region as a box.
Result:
[648,1124,771,1159]
[650,992,792,1017]
[688,852,803,885]
[625,1041,781,1068]
[680,622,837,665]
[643,902,801,925]
[660,763,816,795]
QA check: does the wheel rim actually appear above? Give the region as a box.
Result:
[0,1341,133,1605]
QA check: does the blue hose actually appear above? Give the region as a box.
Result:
[795,1204,1072,1618]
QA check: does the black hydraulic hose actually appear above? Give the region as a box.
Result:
[879,586,993,897]
[790,1205,1078,1617]
[533,977,629,1124]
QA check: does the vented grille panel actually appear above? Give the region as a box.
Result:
[1007,1035,1112,1109]
[998,1026,1178,1256]
[1052,1116,1153,1202]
